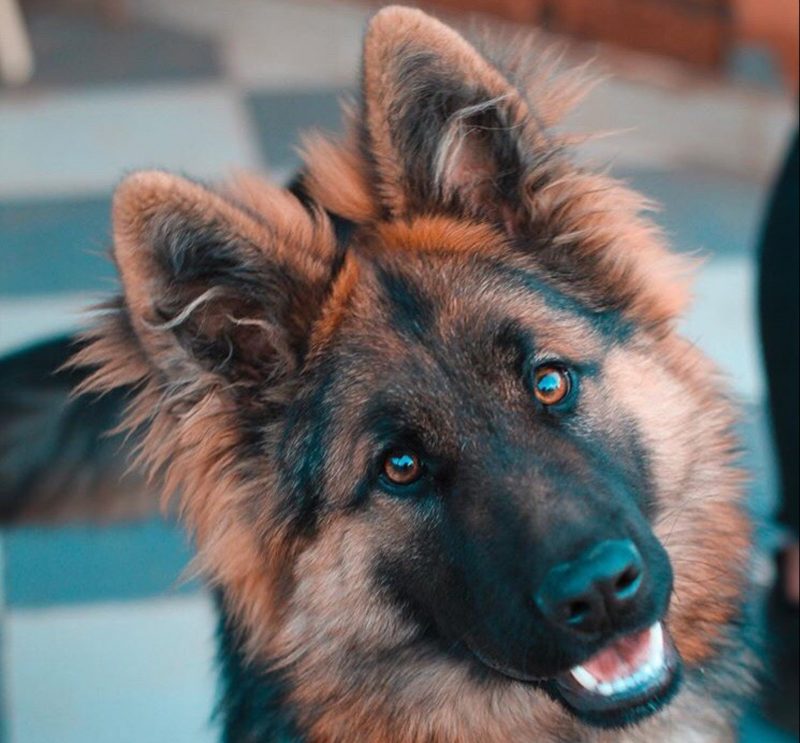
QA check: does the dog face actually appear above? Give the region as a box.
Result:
[77,6,752,740]
[280,225,681,724]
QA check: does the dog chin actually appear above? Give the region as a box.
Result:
[469,620,684,729]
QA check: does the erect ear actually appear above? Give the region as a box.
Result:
[110,171,336,394]
[361,6,539,221]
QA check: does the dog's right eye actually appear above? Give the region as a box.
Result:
[382,451,424,486]
[533,364,572,406]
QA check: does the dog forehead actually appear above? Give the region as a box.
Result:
[309,212,636,365]
[335,257,616,367]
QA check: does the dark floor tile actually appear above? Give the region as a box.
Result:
[0,196,115,296]
[245,88,350,171]
[616,166,768,258]
[2,517,199,608]
[18,8,221,90]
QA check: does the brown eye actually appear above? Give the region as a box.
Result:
[382,451,423,485]
[533,365,571,406]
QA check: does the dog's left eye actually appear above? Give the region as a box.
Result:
[533,365,572,406]
[382,451,424,486]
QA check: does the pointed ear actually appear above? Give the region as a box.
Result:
[361,6,538,221]
[110,171,336,393]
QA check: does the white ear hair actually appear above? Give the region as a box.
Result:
[432,94,513,194]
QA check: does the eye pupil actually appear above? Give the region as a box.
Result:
[383,451,423,485]
[533,365,570,405]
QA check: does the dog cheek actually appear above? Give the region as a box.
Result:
[660,500,751,666]
[600,348,699,501]
[288,519,420,650]
[602,346,751,666]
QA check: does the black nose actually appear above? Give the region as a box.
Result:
[534,539,645,635]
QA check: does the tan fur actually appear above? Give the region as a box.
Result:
[368,216,506,257]
[309,253,361,348]
[300,127,377,225]
[74,172,341,658]
[603,341,752,666]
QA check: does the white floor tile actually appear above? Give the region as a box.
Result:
[680,257,762,403]
[0,292,94,355]
[568,77,795,180]
[5,594,218,743]
[0,83,260,199]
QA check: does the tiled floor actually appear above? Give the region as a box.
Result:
[0,2,796,742]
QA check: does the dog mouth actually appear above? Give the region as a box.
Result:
[553,621,682,726]
[467,620,682,727]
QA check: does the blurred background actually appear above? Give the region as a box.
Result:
[0,0,797,741]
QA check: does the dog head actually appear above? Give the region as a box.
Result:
[77,6,752,739]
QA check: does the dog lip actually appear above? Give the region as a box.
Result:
[553,621,683,722]
[464,620,673,685]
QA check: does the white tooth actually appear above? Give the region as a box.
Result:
[597,682,614,696]
[648,622,665,667]
[570,665,598,691]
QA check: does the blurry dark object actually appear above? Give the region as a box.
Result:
[758,134,799,736]
[13,0,220,89]
[1,0,130,86]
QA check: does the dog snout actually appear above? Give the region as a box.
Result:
[534,539,646,636]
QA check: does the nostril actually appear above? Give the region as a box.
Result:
[565,599,592,625]
[613,565,642,599]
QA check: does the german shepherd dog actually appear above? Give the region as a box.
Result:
[0,6,758,741]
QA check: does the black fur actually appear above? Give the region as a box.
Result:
[215,593,303,743]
